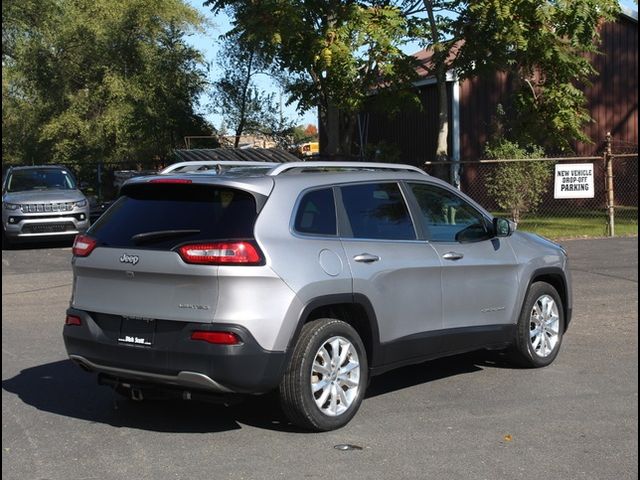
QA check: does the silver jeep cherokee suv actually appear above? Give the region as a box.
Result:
[63,162,572,431]
[2,165,90,244]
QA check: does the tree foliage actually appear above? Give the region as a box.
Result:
[2,0,212,166]
[2,0,622,171]
[208,0,619,160]
[206,0,420,155]
[211,33,289,147]
[420,0,620,152]
[386,0,620,172]
[484,139,551,223]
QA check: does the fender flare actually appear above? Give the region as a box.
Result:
[524,266,572,329]
[285,293,383,368]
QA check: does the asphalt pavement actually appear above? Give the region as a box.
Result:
[2,237,638,480]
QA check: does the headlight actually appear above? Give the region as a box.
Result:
[75,199,88,208]
[3,202,20,211]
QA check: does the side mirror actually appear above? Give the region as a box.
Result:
[493,217,516,237]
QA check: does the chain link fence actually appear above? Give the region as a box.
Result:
[3,140,636,240]
[610,141,639,233]
[74,160,165,202]
[423,145,637,239]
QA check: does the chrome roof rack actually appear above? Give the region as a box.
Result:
[266,161,427,176]
[160,161,281,174]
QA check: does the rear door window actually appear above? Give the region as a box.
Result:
[89,184,259,249]
[340,183,416,240]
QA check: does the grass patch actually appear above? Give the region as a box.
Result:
[492,208,638,239]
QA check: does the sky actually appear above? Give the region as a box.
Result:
[184,1,319,130]
[185,0,638,131]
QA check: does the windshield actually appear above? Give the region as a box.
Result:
[6,169,77,192]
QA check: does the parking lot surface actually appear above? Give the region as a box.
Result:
[2,237,638,480]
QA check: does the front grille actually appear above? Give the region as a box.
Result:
[21,202,74,213]
[22,223,74,234]
[11,213,86,222]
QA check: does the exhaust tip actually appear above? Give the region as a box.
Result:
[131,388,144,401]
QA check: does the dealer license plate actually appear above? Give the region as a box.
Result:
[117,317,155,346]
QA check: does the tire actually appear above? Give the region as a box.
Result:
[279,318,368,431]
[510,281,565,368]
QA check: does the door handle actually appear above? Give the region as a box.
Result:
[353,253,380,263]
[442,252,464,261]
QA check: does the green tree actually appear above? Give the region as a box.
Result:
[211,33,285,148]
[207,0,618,171]
[2,0,213,167]
[484,139,551,223]
[408,0,620,157]
[278,124,318,151]
[206,0,420,156]
[419,1,458,178]
[454,0,620,151]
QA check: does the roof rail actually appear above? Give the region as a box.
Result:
[266,162,427,176]
[160,161,280,174]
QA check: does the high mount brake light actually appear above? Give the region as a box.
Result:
[177,241,263,265]
[149,178,192,184]
[72,234,97,257]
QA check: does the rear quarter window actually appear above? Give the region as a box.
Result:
[89,184,259,249]
[294,188,337,236]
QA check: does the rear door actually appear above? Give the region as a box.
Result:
[338,182,443,345]
[72,182,262,323]
[407,182,520,330]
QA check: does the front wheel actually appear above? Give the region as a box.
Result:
[510,281,565,368]
[279,318,368,431]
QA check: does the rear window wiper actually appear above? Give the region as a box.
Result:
[131,229,201,245]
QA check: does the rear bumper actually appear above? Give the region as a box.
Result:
[63,308,286,394]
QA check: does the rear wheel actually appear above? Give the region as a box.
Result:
[510,281,564,368]
[279,318,368,431]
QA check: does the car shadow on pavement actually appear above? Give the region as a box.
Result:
[2,360,245,433]
[366,349,519,399]
[2,352,517,434]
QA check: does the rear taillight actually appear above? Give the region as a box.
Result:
[65,315,82,326]
[177,241,263,265]
[72,234,97,257]
[191,331,241,345]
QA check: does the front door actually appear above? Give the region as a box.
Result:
[407,182,520,330]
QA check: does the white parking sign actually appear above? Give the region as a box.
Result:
[554,163,594,199]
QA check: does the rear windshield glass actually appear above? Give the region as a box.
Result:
[89,184,259,249]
